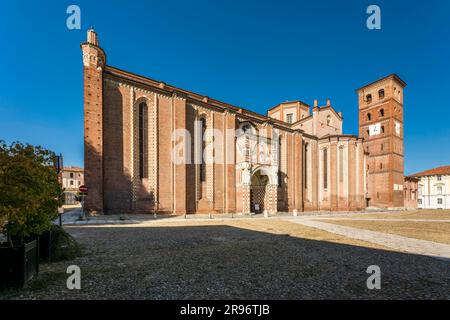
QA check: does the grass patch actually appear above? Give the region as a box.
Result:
[343,210,450,220]
[317,220,450,245]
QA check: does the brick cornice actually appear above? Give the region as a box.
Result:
[103,65,304,133]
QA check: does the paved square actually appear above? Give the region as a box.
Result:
[1,214,449,300]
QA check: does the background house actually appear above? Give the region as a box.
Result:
[62,166,84,205]
[412,166,450,209]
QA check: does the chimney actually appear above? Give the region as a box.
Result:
[313,99,319,113]
[87,28,99,46]
[326,99,331,106]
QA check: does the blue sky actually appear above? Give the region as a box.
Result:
[0,0,449,175]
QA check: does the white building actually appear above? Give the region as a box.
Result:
[62,166,84,191]
[412,166,450,209]
[61,166,84,205]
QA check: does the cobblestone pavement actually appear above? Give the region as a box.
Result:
[287,217,450,261]
[1,219,449,300]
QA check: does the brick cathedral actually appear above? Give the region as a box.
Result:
[82,29,409,215]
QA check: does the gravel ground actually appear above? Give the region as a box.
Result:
[316,219,450,245]
[1,219,449,300]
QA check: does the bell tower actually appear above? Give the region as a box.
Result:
[81,28,106,213]
[357,74,406,209]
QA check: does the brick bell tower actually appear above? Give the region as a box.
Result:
[81,28,106,213]
[357,74,407,209]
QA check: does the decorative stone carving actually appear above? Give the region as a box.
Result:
[239,162,252,185]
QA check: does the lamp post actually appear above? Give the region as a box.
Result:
[55,154,64,226]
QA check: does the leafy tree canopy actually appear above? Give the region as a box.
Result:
[0,140,61,241]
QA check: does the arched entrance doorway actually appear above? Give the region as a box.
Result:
[250,170,269,213]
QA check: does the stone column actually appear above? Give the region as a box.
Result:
[240,163,252,214]
[268,183,278,214]
[242,183,251,214]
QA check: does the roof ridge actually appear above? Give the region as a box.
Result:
[410,165,450,177]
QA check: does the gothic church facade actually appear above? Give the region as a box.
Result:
[82,29,406,214]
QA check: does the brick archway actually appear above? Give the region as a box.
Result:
[250,170,269,213]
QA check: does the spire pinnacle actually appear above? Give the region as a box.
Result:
[87,28,99,46]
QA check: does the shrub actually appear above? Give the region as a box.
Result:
[48,225,82,261]
[0,141,62,244]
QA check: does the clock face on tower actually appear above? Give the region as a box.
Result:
[395,121,401,137]
[368,123,381,136]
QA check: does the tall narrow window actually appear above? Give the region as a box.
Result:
[378,89,385,99]
[278,136,282,186]
[366,94,372,103]
[379,108,385,117]
[139,102,148,179]
[339,146,344,183]
[286,113,293,124]
[323,148,328,189]
[200,118,207,182]
[367,113,372,121]
[304,143,308,188]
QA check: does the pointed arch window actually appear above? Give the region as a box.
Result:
[339,146,344,183]
[138,102,148,179]
[199,117,207,182]
[304,143,308,188]
[278,136,283,186]
[323,148,328,189]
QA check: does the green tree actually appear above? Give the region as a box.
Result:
[0,140,61,245]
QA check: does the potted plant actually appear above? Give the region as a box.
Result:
[0,141,61,290]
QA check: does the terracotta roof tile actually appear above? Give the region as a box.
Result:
[411,166,450,177]
[63,166,84,172]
